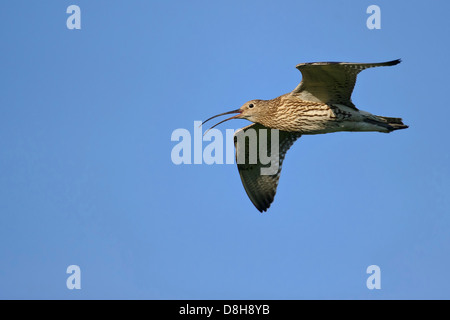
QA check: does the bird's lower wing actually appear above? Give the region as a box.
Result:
[234,123,301,212]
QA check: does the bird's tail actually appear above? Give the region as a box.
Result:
[377,116,409,131]
[364,115,409,132]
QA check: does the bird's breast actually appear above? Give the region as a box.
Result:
[266,102,344,133]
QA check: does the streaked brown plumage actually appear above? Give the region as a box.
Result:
[202,59,408,212]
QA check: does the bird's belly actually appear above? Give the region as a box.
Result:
[272,104,355,134]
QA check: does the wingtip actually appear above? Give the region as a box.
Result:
[253,197,271,213]
[388,58,402,66]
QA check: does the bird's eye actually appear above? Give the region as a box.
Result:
[248,104,254,108]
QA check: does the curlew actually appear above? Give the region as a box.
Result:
[202,59,408,212]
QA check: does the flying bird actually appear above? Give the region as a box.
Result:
[202,59,408,212]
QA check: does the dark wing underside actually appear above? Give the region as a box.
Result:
[291,59,401,109]
[234,123,301,212]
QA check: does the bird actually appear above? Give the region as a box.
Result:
[201,59,408,212]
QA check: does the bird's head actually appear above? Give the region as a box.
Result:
[201,100,265,134]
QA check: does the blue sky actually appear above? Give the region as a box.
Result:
[1,0,449,299]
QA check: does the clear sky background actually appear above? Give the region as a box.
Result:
[1,0,449,299]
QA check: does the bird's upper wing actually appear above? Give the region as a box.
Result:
[291,59,401,109]
[234,123,301,212]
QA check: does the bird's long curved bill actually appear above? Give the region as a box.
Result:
[200,108,242,136]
